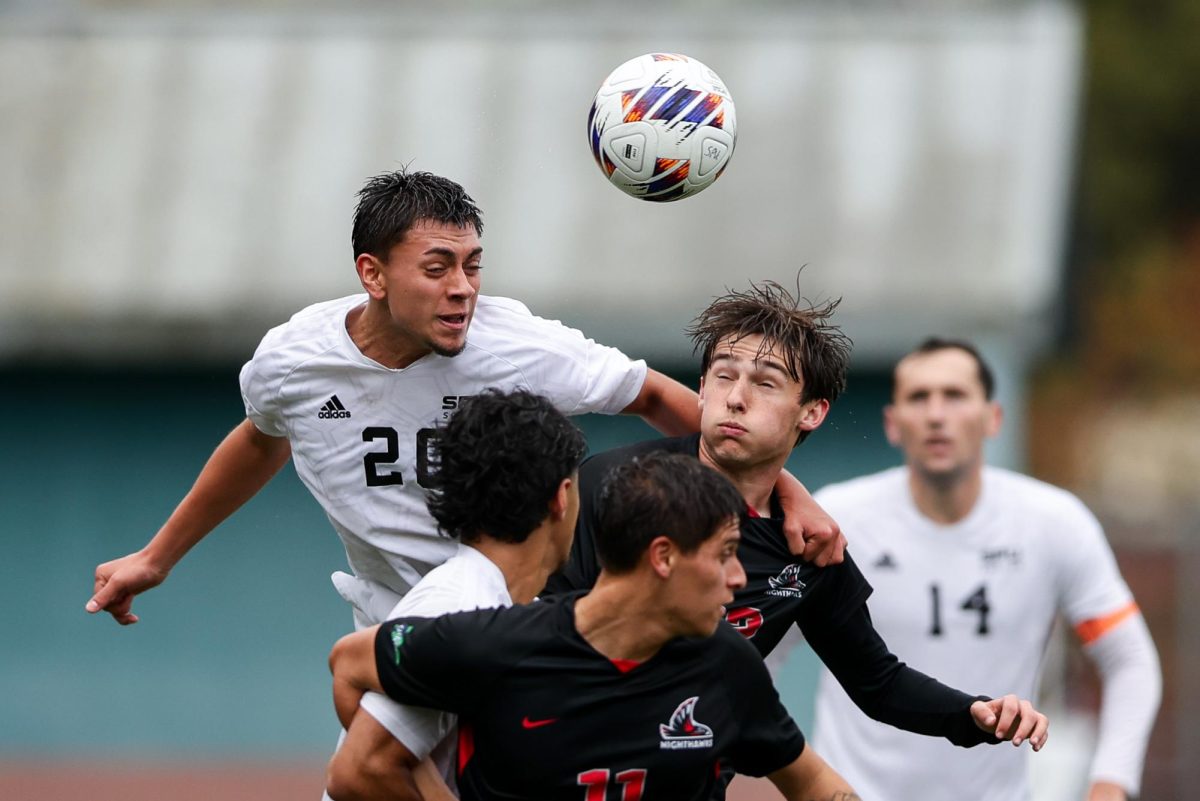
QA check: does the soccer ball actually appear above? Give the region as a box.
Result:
[587,53,737,202]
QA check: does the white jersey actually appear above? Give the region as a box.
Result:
[358,544,512,787]
[239,293,645,608]
[812,466,1135,801]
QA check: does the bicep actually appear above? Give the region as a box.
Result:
[331,629,383,692]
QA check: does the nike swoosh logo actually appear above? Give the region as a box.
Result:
[521,716,558,729]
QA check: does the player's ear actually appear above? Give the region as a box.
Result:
[883,404,901,446]
[356,253,387,299]
[985,400,1003,438]
[797,398,829,435]
[647,536,675,579]
[549,476,572,522]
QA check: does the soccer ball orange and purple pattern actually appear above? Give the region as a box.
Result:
[588,53,737,202]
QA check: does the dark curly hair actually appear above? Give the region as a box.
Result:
[686,279,852,444]
[594,452,744,574]
[424,389,587,544]
[352,168,484,260]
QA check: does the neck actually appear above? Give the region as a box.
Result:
[696,440,783,517]
[345,300,429,369]
[468,529,559,605]
[907,464,983,524]
[574,575,676,663]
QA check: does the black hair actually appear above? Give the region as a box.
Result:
[424,389,586,544]
[594,452,744,574]
[898,337,996,400]
[351,168,484,260]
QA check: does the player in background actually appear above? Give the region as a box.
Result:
[546,283,1049,799]
[86,168,843,632]
[325,388,586,801]
[329,452,871,801]
[811,338,1161,801]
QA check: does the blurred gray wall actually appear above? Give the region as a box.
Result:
[1,2,1080,372]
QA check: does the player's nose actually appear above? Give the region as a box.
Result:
[727,555,747,591]
[446,265,477,297]
[725,378,747,410]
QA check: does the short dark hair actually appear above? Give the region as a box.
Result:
[425,389,587,544]
[351,169,484,260]
[594,452,744,574]
[686,279,852,443]
[897,338,996,400]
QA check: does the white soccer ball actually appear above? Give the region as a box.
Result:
[587,53,737,202]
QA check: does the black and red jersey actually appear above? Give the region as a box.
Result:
[545,435,993,749]
[373,595,805,801]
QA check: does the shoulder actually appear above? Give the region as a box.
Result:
[580,436,698,486]
[709,620,774,668]
[468,296,584,347]
[402,599,560,654]
[394,550,509,616]
[983,467,1099,526]
[813,467,907,512]
[248,294,362,370]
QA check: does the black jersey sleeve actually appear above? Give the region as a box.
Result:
[719,628,807,777]
[798,572,997,748]
[373,607,521,716]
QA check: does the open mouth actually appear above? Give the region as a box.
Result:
[438,313,468,330]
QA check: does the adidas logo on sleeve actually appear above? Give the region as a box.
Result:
[318,395,352,419]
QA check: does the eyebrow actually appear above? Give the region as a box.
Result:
[711,352,789,375]
[423,246,484,259]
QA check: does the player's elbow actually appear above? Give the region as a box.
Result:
[329,634,351,677]
[325,752,363,801]
[329,630,373,685]
[327,743,420,801]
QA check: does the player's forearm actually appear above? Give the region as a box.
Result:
[326,722,422,801]
[145,419,290,570]
[1086,614,1161,795]
[806,604,990,746]
[622,369,700,435]
[769,747,860,801]
[413,758,459,801]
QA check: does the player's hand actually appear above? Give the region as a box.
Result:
[775,471,846,567]
[86,550,169,625]
[1086,780,1128,801]
[970,695,1048,751]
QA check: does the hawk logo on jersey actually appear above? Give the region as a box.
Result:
[766,564,807,598]
[659,697,714,750]
[390,623,414,666]
[317,395,352,419]
[725,606,764,639]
